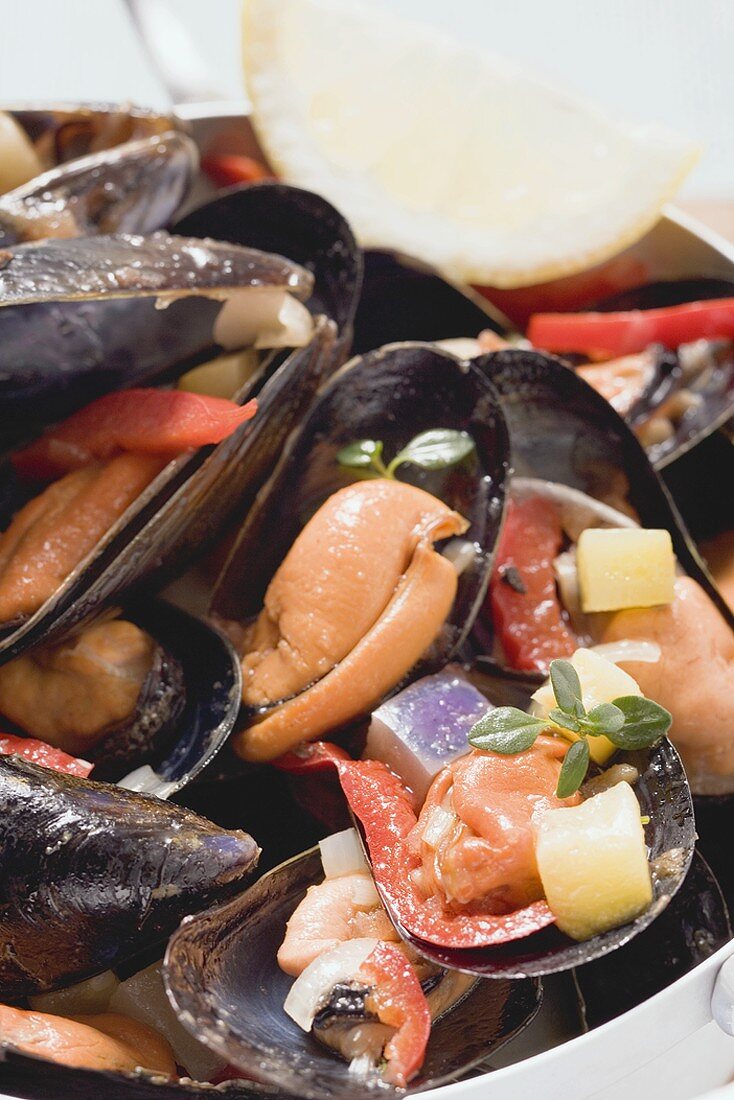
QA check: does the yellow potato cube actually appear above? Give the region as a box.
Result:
[577,528,675,613]
[535,782,652,941]
[531,648,641,764]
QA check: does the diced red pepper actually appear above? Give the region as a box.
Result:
[0,734,92,777]
[361,941,431,1088]
[527,297,734,356]
[276,744,554,949]
[487,497,577,672]
[13,390,258,481]
[201,154,272,188]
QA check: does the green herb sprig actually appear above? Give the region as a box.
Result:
[337,429,475,480]
[468,658,672,798]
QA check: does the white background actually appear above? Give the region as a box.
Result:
[1,0,732,199]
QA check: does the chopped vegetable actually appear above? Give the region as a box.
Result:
[577,528,675,612]
[361,941,431,1088]
[13,390,258,480]
[487,496,577,671]
[535,782,652,940]
[0,734,92,778]
[177,349,260,399]
[319,828,370,879]
[201,153,271,187]
[364,666,488,803]
[527,297,734,356]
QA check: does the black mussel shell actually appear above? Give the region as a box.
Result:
[369,737,694,979]
[0,315,337,663]
[175,181,363,354]
[163,847,541,1099]
[0,181,352,441]
[590,277,734,467]
[85,599,241,795]
[0,232,312,307]
[352,248,508,353]
[476,347,734,628]
[0,131,197,246]
[211,342,510,690]
[574,850,730,1027]
[0,754,260,998]
[8,102,178,168]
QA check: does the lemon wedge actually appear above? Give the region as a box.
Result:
[242,0,699,288]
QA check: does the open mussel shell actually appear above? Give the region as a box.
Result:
[211,342,509,682]
[163,847,541,1099]
[84,598,241,796]
[590,277,734,468]
[365,737,694,979]
[475,347,734,630]
[0,130,197,246]
[0,316,337,663]
[7,101,178,170]
[0,180,348,441]
[352,247,509,354]
[0,754,260,999]
[175,181,363,355]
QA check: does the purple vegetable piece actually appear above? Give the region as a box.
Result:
[363,664,491,804]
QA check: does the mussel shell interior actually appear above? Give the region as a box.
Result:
[109,599,242,796]
[376,737,695,979]
[211,342,509,681]
[352,248,508,354]
[164,848,541,1099]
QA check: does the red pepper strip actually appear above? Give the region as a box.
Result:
[360,941,431,1088]
[201,154,272,188]
[488,496,577,672]
[527,297,734,356]
[13,390,258,481]
[0,735,92,778]
[275,744,554,949]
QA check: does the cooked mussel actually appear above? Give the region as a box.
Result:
[210,341,509,761]
[584,277,734,467]
[471,348,734,794]
[0,316,335,663]
[163,846,541,1099]
[0,754,259,999]
[0,599,241,795]
[0,131,196,246]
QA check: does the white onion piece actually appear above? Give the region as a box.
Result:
[591,640,661,665]
[30,970,119,1016]
[512,477,638,541]
[319,828,371,879]
[213,287,314,350]
[421,803,457,849]
[0,112,42,193]
[284,938,379,1032]
[433,337,482,359]
[442,537,477,576]
[350,874,381,908]
[117,764,176,800]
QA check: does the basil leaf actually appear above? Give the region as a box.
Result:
[393,429,475,472]
[606,696,672,749]
[337,439,383,469]
[469,708,545,754]
[548,708,581,733]
[556,738,590,798]
[550,659,585,717]
[583,702,625,735]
